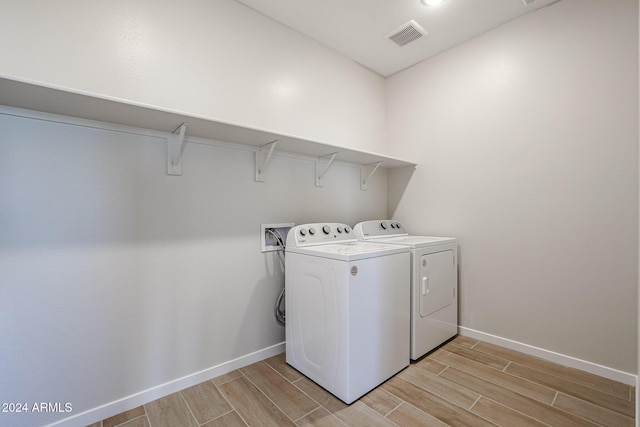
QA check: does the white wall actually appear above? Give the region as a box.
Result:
[0,0,387,154]
[387,0,638,373]
[0,1,391,425]
[0,110,388,427]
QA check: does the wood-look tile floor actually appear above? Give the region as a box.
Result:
[89,337,636,427]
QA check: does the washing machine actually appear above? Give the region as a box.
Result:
[354,220,457,360]
[285,223,410,404]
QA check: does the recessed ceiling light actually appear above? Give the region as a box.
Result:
[421,0,446,5]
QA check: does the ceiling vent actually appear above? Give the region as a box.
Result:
[386,20,428,47]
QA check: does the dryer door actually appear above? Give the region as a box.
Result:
[419,250,455,317]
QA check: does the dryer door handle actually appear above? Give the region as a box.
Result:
[421,276,429,295]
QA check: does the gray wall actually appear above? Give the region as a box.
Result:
[387,0,638,373]
[0,111,389,427]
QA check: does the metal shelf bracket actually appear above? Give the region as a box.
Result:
[315,152,338,187]
[255,140,279,182]
[361,161,383,191]
[167,122,188,176]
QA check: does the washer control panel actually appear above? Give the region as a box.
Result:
[354,220,407,239]
[286,223,355,247]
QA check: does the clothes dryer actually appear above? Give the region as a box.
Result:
[285,223,410,404]
[354,220,457,360]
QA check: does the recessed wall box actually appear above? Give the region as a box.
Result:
[261,223,294,252]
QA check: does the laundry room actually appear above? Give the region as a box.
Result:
[0,0,637,426]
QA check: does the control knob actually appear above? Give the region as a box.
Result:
[322,225,331,234]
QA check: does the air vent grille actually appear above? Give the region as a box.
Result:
[386,20,428,47]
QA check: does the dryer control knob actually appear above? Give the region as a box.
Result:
[380,222,387,229]
[344,226,351,233]
[336,226,343,233]
[322,225,331,234]
[299,228,307,236]
[308,227,316,235]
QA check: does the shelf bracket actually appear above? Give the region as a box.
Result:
[167,122,188,176]
[361,161,383,191]
[255,140,279,182]
[315,152,338,187]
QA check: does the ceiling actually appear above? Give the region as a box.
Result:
[234,0,559,76]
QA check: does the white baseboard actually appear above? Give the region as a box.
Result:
[41,331,639,426]
[47,342,286,427]
[458,327,636,386]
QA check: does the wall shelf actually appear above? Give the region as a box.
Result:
[0,76,417,183]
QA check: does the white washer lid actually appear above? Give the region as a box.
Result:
[367,235,456,249]
[286,241,409,261]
